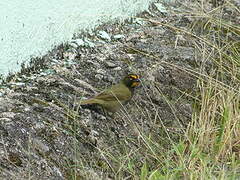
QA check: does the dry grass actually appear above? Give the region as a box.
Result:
[67,1,240,179]
[136,1,240,179]
[2,1,238,179]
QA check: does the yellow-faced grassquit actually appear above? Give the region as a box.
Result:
[80,74,141,113]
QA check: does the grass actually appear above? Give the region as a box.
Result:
[65,1,240,179]
[144,1,240,179]
[1,0,239,179]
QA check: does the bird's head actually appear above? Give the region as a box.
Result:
[122,74,141,88]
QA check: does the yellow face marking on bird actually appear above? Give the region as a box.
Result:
[128,74,140,87]
[131,81,140,87]
[129,74,139,80]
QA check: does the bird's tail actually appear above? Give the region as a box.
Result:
[79,98,97,105]
[79,98,103,114]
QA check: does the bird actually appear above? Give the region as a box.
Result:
[80,74,141,113]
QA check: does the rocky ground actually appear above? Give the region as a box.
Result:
[0,0,239,179]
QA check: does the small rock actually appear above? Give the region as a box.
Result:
[86,60,100,67]
[84,39,95,48]
[134,18,146,25]
[34,122,45,130]
[95,74,104,80]
[51,59,59,64]
[72,38,85,46]
[0,117,12,122]
[94,112,107,121]
[113,67,122,71]
[98,31,111,41]
[113,34,125,40]
[87,134,98,146]
[105,61,117,68]
[11,82,25,86]
[96,69,106,75]
[91,130,99,136]
[74,79,96,93]
[63,51,77,60]
[69,42,78,48]
[154,3,168,13]
[40,69,56,76]
[0,149,4,155]
[32,138,50,154]
[0,112,15,118]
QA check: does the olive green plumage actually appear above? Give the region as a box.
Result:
[80,74,140,113]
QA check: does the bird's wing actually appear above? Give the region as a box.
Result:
[95,91,125,102]
[95,85,131,102]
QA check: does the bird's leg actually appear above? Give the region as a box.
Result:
[101,107,108,117]
[101,107,115,120]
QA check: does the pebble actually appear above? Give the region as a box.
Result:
[69,42,78,48]
[113,67,121,71]
[95,74,104,80]
[96,69,106,75]
[74,79,96,93]
[98,31,111,41]
[113,34,125,40]
[0,112,16,118]
[105,61,117,68]
[32,138,50,154]
[0,117,12,122]
[73,38,85,46]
